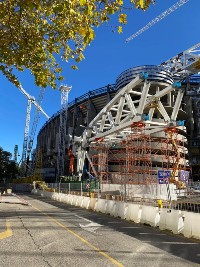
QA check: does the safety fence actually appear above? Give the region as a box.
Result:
[46,181,100,195]
[43,182,200,213]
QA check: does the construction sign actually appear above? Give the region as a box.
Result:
[157,170,171,184]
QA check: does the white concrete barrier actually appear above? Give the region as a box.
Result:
[52,192,59,201]
[125,203,142,223]
[51,192,55,200]
[31,189,200,241]
[75,196,81,206]
[69,195,74,204]
[94,199,107,213]
[183,211,200,239]
[42,190,47,197]
[62,194,69,203]
[81,197,90,209]
[76,196,84,207]
[58,193,65,202]
[106,200,116,216]
[89,198,97,210]
[140,206,160,227]
[114,202,128,219]
[56,193,61,201]
[48,191,54,198]
[159,209,184,234]
[68,195,74,205]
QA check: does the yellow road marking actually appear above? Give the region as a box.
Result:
[32,205,124,267]
[0,220,13,240]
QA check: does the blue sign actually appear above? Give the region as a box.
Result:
[179,170,189,183]
[157,170,171,184]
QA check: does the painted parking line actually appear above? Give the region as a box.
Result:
[32,205,124,267]
[0,220,13,240]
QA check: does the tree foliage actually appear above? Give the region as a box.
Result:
[0,147,19,181]
[0,0,154,89]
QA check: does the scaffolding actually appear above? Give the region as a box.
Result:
[90,141,108,183]
[88,124,188,187]
[89,122,154,185]
[161,127,187,187]
[124,122,152,184]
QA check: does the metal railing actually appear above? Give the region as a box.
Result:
[42,182,200,213]
[46,181,100,195]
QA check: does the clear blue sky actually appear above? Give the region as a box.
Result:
[0,0,199,159]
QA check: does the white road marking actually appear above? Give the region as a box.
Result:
[74,215,103,233]
[162,242,198,245]
[139,233,166,235]
[121,227,141,229]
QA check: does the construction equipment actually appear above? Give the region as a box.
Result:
[57,85,71,181]
[27,88,46,160]
[126,0,189,42]
[17,84,49,174]
[13,145,19,163]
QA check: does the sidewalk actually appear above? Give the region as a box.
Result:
[0,194,29,206]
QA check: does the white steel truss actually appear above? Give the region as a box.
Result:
[74,43,200,178]
[80,76,182,145]
[75,75,184,178]
[160,43,200,77]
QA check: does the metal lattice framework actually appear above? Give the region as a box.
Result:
[161,128,187,175]
[77,74,186,179]
[76,39,200,178]
[55,43,200,182]
[14,145,19,163]
[126,122,152,184]
[82,75,183,145]
[126,0,189,42]
[160,43,200,77]
[57,85,71,180]
[22,99,33,165]
[17,84,49,175]
[90,142,108,183]
[27,88,46,159]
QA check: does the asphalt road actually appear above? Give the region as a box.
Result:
[0,193,200,267]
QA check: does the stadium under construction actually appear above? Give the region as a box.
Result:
[35,51,200,192]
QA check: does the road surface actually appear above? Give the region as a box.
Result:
[0,193,199,267]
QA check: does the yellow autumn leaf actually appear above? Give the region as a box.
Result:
[118,26,123,33]
[116,0,123,5]
[0,0,154,89]
[80,0,86,6]
[119,13,127,24]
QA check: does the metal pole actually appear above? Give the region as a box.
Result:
[81,182,82,196]
[124,183,127,202]
[98,181,100,199]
